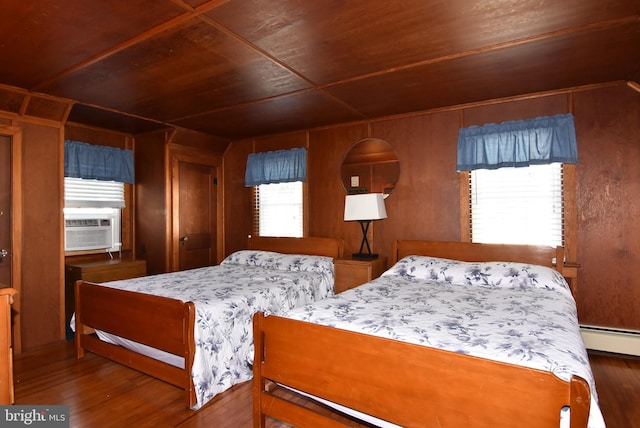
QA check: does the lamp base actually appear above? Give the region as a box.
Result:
[352,252,379,260]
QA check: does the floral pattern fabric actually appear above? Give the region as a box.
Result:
[283,257,605,428]
[384,255,571,294]
[89,251,334,409]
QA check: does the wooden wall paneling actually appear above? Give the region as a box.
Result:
[166,128,229,154]
[19,121,64,350]
[253,131,307,152]
[65,123,130,148]
[58,127,65,345]
[121,181,134,255]
[0,87,25,116]
[459,171,471,243]
[123,134,136,255]
[134,131,169,275]
[370,111,461,261]
[573,85,640,329]
[23,95,71,123]
[308,124,368,254]
[563,164,578,264]
[460,93,570,127]
[222,139,254,257]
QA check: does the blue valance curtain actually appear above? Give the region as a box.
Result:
[245,148,307,186]
[456,113,578,171]
[64,140,134,183]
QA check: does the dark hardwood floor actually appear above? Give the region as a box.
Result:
[588,350,640,428]
[11,341,640,427]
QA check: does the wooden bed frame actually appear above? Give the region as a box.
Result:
[392,239,564,272]
[253,240,590,428]
[74,236,343,408]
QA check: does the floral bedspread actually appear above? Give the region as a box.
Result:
[283,255,605,428]
[83,250,334,409]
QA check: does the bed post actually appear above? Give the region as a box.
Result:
[555,246,565,275]
[570,377,591,428]
[392,240,400,264]
[74,280,85,359]
[183,302,197,408]
[252,312,266,428]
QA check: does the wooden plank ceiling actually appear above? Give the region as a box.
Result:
[1,0,638,139]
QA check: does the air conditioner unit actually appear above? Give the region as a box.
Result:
[64,217,114,252]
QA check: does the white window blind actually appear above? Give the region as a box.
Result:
[470,163,563,247]
[64,177,125,208]
[254,182,303,238]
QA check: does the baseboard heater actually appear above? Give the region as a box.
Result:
[580,325,640,357]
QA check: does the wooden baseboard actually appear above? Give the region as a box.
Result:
[581,325,640,357]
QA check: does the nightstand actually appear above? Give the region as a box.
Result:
[333,257,387,294]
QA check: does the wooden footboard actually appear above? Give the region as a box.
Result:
[253,312,590,428]
[75,281,196,408]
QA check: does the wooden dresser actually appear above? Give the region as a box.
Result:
[65,259,146,339]
[333,257,387,294]
[0,287,17,404]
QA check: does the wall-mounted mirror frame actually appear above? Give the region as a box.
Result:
[341,138,400,198]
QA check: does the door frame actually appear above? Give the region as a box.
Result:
[0,126,22,353]
[167,144,223,272]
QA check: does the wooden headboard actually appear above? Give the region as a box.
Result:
[248,236,344,259]
[393,240,563,274]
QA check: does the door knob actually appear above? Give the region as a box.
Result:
[0,249,7,257]
[180,236,188,242]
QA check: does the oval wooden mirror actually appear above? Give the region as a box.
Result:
[341,138,400,197]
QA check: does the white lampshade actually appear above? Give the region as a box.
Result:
[344,193,387,221]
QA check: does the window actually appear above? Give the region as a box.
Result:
[469,163,563,247]
[64,177,123,253]
[64,177,125,208]
[253,181,303,237]
[245,148,306,238]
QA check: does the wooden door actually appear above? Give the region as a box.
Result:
[0,136,10,287]
[177,161,218,271]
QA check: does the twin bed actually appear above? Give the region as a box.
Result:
[74,236,343,409]
[74,238,603,427]
[253,240,605,428]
